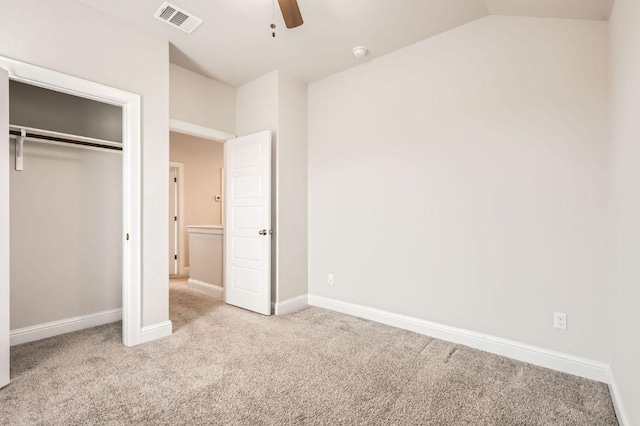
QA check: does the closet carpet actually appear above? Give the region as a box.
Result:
[1,280,617,425]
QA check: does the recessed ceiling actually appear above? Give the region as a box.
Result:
[78,0,614,87]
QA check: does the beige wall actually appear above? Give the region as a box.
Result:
[609,0,640,423]
[236,71,309,304]
[169,132,224,268]
[308,16,609,361]
[187,228,223,288]
[170,64,236,134]
[0,0,170,328]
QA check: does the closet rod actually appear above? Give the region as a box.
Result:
[8,125,122,152]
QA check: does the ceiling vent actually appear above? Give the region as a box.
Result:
[154,2,203,34]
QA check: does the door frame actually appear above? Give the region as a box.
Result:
[169,161,185,276]
[168,119,234,283]
[0,55,143,347]
[169,119,235,143]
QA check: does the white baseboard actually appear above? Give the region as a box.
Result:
[140,320,173,344]
[609,372,629,426]
[10,308,122,346]
[273,295,308,315]
[308,295,610,384]
[188,278,224,299]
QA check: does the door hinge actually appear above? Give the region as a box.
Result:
[126,233,130,241]
[174,177,177,182]
[174,254,178,260]
[174,216,177,221]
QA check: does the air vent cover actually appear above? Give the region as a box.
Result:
[154,2,203,34]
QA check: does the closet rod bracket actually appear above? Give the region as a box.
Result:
[15,129,25,171]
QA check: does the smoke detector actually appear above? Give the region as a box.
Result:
[154,2,203,34]
[353,46,368,59]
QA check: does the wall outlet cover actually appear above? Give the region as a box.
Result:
[554,312,567,330]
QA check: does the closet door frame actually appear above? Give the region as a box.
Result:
[0,56,143,347]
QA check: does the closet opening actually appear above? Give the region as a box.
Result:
[2,58,143,387]
[168,130,225,314]
[8,81,126,345]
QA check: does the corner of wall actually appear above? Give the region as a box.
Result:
[169,63,236,134]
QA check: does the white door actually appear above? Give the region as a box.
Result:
[169,167,177,275]
[0,67,10,388]
[224,131,271,315]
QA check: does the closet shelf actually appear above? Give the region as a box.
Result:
[9,125,122,171]
[9,124,122,151]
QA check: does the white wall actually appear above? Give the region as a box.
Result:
[10,143,122,329]
[169,132,224,267]
[308,16,609,361]
[0,0,170,328]
[236,71,308,304]
[170,64,235,135]
[277,74,308,301]
[236,71,279,136]
[609,0,640,423]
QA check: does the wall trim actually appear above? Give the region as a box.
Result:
[273,295,308,315]
[609,372,629,426]
[140,321,173,344]
[308,295,610,383]
[188,278,224,299]
[169,119,235,142]
[10,309,122,346]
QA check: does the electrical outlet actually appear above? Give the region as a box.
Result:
[328,273,334,285]
[554,312,567,330]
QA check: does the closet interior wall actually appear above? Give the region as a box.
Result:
[9,81,123,331]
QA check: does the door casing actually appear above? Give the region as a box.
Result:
[169,161,184,276]
[0,55,143,356]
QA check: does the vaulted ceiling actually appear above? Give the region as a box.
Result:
[79,0,614,87]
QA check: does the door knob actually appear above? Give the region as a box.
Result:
[259,229,272,236]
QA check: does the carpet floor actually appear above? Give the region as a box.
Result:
[0,281,618,425]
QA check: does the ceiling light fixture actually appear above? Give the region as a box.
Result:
[353,46,368,59]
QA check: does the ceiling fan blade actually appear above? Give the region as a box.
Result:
[278,0,304,29]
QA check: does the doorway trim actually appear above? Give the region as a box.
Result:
[169,161,185,276]
[0,56,143,347]
[168,119,234,297]
[169,119,235,142]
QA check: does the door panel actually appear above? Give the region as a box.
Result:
[224,131,271,315]
[1,67,10,388]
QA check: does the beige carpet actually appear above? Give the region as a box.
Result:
[0,281,618,425]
